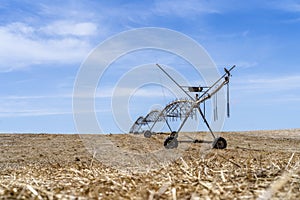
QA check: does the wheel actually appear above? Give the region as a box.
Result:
[212,137,227,149]
[164,137,178,149]
[144,130,152,138]
[170,131,178,138]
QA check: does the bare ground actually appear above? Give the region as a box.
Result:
[0,130,300,199]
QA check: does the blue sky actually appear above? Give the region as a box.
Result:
[0,0,300,133]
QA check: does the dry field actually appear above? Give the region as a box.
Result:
[0,130,300,199]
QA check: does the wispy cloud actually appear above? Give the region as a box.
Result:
[0,94,70,117]
[220,61,257,69]
[0,21,94,71]
[0,94,71,100]
[0,110,72,117]
[0,85,172,117]
[106,86,174,98]
[265,0,300,13]
[153,0,219,17]
[233,74,300,93]
[279,2,300,12]
[40,20,98,36]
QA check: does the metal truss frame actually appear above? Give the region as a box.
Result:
[130,64,236,149]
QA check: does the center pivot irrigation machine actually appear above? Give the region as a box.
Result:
[130,64,236,149]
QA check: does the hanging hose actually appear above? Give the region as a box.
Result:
[203,100,206,119]
[227,81,230,118]
[213,93,218,121]
[216,93,218,121]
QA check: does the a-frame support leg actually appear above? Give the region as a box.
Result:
[197,107,216,139]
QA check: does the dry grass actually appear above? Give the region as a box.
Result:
[0,130,300,199]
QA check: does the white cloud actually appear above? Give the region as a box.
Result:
[0,96,71,117]
[0,94,71,100]
[280,2,300,12]
[41,20,98,36]
[6,22,35,35]
[153,0,219,17]
[224,61,257,69]
[0,22,94,71]
[0,109,72,117]
[233,74,300,92]
[249,75,300,90]
[267,0,300,12]
[89,86,174,99]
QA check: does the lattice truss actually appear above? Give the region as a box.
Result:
[129,99,197,133]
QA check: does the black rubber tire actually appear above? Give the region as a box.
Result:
[144,130,152,138]
[164,137,178,149]
[170,131,178,139]
[212,137,227,149]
